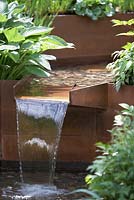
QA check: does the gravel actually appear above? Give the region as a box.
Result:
[40,63,113,88]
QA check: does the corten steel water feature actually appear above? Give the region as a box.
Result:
[1,76,134,170]
[13,78,104,166]
[1,80,134,199]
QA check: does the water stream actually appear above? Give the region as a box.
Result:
[1,98,68,199]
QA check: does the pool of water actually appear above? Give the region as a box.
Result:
[0,172,87,200]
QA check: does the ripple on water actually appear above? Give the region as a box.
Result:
[2,183,67,200]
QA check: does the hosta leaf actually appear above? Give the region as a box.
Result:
[14,17,33,25]
[4,27,25,42]
[43,54,56,61]
[22,41,41,52]
[22,27,52,37]
[7,3,25,22]
[0,1,73,80]
[0,13,7,22]
[25,66,50,77]
[0,0,8,14]
[11,4,25,16]
[0,28,3,34]
[28,54,52,70]
[5,17,32,28]
[21,41,34,50]
[8,1,18,11]
[8,51,20,63]
[32,42,42,53]
[0,43,19,50]
[42,35,74,50]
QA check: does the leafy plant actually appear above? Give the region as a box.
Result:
[7,0,75,26]
[85,103,134,199]
[7,0,134,23]
[107,19,134,91]
[73,0,116,20]
[113,0,134,12]
[0,0,73,80]
[46,0,75,14]
[20,0,55,26]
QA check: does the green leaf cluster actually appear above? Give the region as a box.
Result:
[107,19,134,91]
[72,0,116,20]
[9,0,75,26]
[0,0,74,80]
[7,0,134,23]
[85,104,134,199]
[107,42,134,91]
[113,0,134,12]
[72,0,134,20]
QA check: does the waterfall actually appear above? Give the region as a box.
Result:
[16,98,68,185]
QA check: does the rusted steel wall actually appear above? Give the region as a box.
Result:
[48,14,134,67]
[0,81,18,160]
[58,106,97,162]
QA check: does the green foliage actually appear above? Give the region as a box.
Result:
[85,104,134,199]
[46,0,75,14]
[70,188,100,199]
[73,0,116,20]
[112,19,134,37]
[107,42,134,91]
[0,0,74,80]
[72,0,134,20]
[22,0,55,26]
[107,19,134,91]
[112,19,134,27]
[113,0,134,12]
[8,0,75,26]
[6,0,134,23]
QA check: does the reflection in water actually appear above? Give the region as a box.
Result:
[1,98,68,199]
[24,138,53,153]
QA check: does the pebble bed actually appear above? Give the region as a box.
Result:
[41,63,113,88]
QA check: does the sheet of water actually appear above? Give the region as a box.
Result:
[1,98,68,199]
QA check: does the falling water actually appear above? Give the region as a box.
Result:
[1,98,68,199]
[16,99,68,183]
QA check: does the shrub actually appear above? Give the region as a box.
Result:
[73,0,116,20]
[7,0,75,26]
[107,19,134,91]
[113,0,134,13]
[85,103,134,199]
